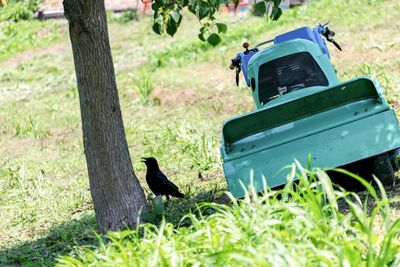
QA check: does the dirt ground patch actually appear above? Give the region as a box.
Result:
[0,41,71,71]
[152,86,205,106]
[151,86,253,114]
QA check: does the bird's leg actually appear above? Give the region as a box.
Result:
[165,195,170,207]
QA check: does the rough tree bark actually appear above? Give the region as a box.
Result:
[63,0,147,233]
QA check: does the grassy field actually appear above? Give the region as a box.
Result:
[0,0,400,265]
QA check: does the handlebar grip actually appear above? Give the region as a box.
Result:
[332,39,342,51]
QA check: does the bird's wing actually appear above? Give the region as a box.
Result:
[167,180,179,191]
[156,171,184,197]
[155,171,176,188]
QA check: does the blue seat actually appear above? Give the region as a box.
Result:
[274,26,330,58]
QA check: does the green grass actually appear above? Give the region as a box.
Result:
[58,165,400,266]
[0,20,64,62]
[0,0,399,265]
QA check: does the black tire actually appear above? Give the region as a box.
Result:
[389,150,400,172]
[372,153,395,186]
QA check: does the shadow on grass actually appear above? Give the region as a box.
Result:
[0,215,98,267]
[0,189,231,266]
[159,187,231,227]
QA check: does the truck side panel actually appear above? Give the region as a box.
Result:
[223,109,400,198]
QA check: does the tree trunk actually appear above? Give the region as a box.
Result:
[63,0,147,233]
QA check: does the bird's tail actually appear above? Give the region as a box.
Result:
[174,191,185,198]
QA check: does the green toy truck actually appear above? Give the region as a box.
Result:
[222,23,400,198]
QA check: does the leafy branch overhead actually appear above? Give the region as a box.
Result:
[152,0,283,46]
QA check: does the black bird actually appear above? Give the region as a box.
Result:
[142,157,184,201]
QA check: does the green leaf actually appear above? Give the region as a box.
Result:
[166,16,178,36]
[207,33,221,46]
[170,9,181,23]
[200,25,207,34]
[198,5,210,20]
[209,0,217,6]
[188,5,196,14]
[198,32,206,42]
[216,23,227,34]
[189,0,197,7]
[270,6,282,20]
[153,10,160,20]
[273,0,281,6]
[153,11,163,23]
[152,22,163,35]
[254,2,266,15]
[152,0,164,10]
[180,0,189,6]
[151,2,160,11]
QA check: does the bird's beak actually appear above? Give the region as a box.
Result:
[141,157,147,163]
